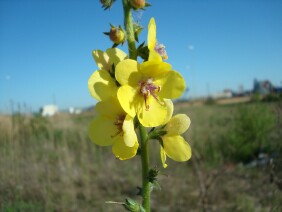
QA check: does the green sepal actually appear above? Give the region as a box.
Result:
[148,127,155,133]
[133,23,143,42]
[148,168,161,191]
[110,64,121,87]
[133,116,140,129]
[134,31,139,42]
[123,198,145,212]
[137,42,149,61]
[100,0,116,10]
[148,168,159,182]
[140,2,151,11]
[148,129,167,140]
[145,2,151,7]
[152,180,161,190]
[157,137,164,148]
[112,43,119,48]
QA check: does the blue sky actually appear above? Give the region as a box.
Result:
[1,0,282,113]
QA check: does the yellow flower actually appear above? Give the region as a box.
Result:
[88,97,139,160]
[115,58,185,127]
[160,114,192,168]
[147,18,168,61]
[88,48,127,101]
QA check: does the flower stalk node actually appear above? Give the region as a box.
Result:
[148,168,159,182]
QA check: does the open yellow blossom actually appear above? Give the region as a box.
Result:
[88,48,127,101]
[147,18,168,61]
[88,97,138,160]
[160,114,192,168]
[115,59,185,127]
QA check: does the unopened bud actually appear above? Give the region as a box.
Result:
[104,26,125,45]
[100,0,115,10]
[129,0,146,10]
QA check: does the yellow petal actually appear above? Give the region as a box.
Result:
[155,70,186,99]
[162,99,174,124]
[117,85,139,117]
[160,146,168,168]
[115,59,142,86]
[165,114,191,136]
[112,138,139,160]
[122,114,137,147]
[148,49,162,62]
[148,18,156,50]
[88,116,116,146]
[106,48,128,66]
[163,135,192,162]
[88,70,118,101]
[137,97,168,127]
[140,60,172,78]
[92,50,110,71]
[95,97,124,119]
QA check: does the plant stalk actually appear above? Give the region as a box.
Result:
[139,125,150,211]
[122,0,137,60]
[122,1,150,211]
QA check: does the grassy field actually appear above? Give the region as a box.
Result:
[0,100,281,211]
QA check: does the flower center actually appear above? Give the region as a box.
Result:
[111,115,126,138]
[139,78,162,110]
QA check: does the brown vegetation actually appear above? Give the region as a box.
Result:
[0,102,281,211]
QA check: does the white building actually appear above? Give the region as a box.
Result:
[41,104,59,117]
[69,107,82,115]
[212,89,233,99]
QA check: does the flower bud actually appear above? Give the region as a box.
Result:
[100,0,115,10]
[104,26,125,45]
[129,0,146,10]
[110,27,125,44]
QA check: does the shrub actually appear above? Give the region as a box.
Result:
[220,104,275,163]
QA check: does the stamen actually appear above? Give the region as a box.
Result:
[139,78,162,110]
[154,42,168,60]
[111,115,125,138]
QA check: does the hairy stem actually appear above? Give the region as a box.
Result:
[122,1,150,211]
[139,125,150,211]
[122,0,137,60]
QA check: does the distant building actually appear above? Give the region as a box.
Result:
[212,89,233,99]
[69,107,82,115]
[40,105,59,117]
[253,79,273,95]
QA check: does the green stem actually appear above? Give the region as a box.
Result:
[139,125,150,212]
[122,1,150,211]
[122,0,137,60]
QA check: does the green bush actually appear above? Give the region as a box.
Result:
[220,104,275,163]
[262,93,282,102]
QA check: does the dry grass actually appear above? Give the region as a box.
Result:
[0,102,281,211]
